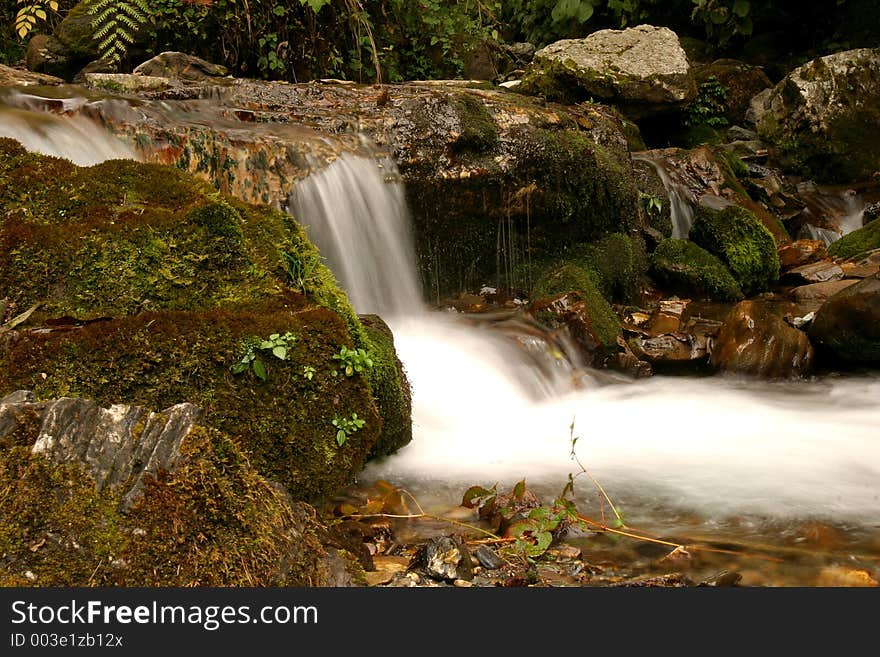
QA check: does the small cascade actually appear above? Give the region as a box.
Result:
[634,154,694,239]
[290,154,423,317]
[0,92,137,166]
[799,188,867,245]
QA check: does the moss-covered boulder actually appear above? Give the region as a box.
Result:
[650,239,744,301]
[808,273,880,365]
[692,59,772,125]
[531,264,621,362]
[754,48,880,183]
[0,137,407,502]
[563,233,648,303]
[0,392,337,586]
[360,315,412,458]
[690,205,780,295]
[828,217,880,261]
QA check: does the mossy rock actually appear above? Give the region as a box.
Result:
[0,424,329,586]
[0,137,411,500]
[827,217,880,261]
[563,232,648,303]
[0,301,381,501]
[532,263,621,355]
[808,274,880,365]
[689,205,780,295]
[450,93,499,153]
[360,315,412,458]
[650,239,744,301]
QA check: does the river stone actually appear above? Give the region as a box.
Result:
[0,391,203,508]
[0,63,63,87]
[791,279,858,302]
[419,536,474,582]
[711,301,814,378]
[134,51,229,81]
[474,546,505,570]
[781,261,844,285]
[754,48,880,182]
[24,34,71,79]
[778,240,827,269]
[520,25,695,118]
[808,273,880,364]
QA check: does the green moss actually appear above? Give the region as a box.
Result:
[828,217,880,260]
[0,302,380,502]
[564,232,648,303]
[532,263,621,353]
[0,426,328,586]
[451,93,499,153]
[188,200,244,241]
[689,205,780,295]
[650,239,744,301]
[360,315,412,458]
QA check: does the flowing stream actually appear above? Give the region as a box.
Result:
[3,101,879,584]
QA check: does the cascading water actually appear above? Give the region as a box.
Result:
[633,154,694,239]
[292,153,880,538]
[0,92,137,166]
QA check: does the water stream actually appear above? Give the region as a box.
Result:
[3,100,879,584]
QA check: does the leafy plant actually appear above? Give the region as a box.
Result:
[302,365,316,380]
[332,345,373,377]
[332,412,365,446]
[684,76,729,127]
[639,191,664,217]
[281,249,322,293]
[14,0,59,39]
[231,332,296,381]
[88,0,151,64]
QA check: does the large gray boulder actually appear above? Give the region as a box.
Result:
[520,25,696,118]
[754,48,880,183]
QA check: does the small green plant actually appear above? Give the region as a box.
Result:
[302,365,316,381]
[88,0,151,64]
[281,249,322,293]
[231,332,296,381]
[14,0,59,38]
[684,76,729,128]
[332,345,373,377]
[332,412,365,446]
[639,191,664,217]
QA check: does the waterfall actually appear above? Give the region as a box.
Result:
[0,93,137,166]
[634,154,694,239]
[290,154,422,317]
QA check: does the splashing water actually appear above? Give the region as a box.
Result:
[293,153,880,533]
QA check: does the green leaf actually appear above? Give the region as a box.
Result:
[462,485,496,508]
[231,362,247,374]
[252,359,267,381]
[513,479,526,499]
[533,531,553,555]
[732,0,750,18]
[336,430,347,446]
[272,346,287,360]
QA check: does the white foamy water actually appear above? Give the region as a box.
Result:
[0,101,137,166]
[633,154,694,239]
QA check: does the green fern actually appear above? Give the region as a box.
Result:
[87,0,149,64]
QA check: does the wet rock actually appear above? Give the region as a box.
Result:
[365,555,410,586]
[520,25,695,118]
[690,205,781,295]
[754,48,880,182]
[84,73,173,94]
[711,301,814,378]
[629,334,697,364]
[784,311,815,329]
[647,299,687,334]
[781,261,844,285]
[321,548,367,587]
[790,280,857,302]
[24,34,71,79]
[778,240,827,269]
[840,249,880,279]
[865,202,880,223]
[0,63,63,87]
[0,391,203,508]
[632,158,674,239]
[650,239,744,302]
[134,52,228,81]
[474,545,505,570]
[808,273,880,364]
[416,536,474,583]
[692,59,772,125]
[610,573,693,587]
